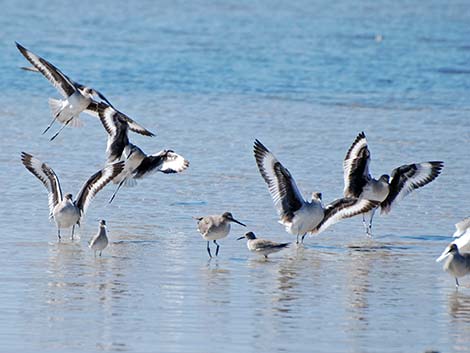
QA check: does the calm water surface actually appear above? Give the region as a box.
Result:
[1,1,470,352]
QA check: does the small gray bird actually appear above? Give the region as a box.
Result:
[194,212,246,258]
[440,244,470,288]
[237,232,289,259]
[88,220,109,257]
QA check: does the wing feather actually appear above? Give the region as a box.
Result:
[343,132,371,197]
[21,152,63,217]
[74,162,124,215]
[312,198,380,234]
[16,42,76,97]
[380,161,444,214]
[253,139,304,222]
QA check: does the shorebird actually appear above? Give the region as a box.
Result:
[438,244,470,288]
[253,139,379,243]
[195,212,246,258]
[97,105,189,203]
[89,220,109,256]
[237,231,289,258]
[436,217,470,262]
[343,132,444,235]
[15,42,154,140]
[21,152,124,240]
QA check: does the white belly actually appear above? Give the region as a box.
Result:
[283,204,324,236]
[361,180,389,202]
[202,223,231,241]
[90,236,109,251]
[58,92,91,120]
[53,203,80,229]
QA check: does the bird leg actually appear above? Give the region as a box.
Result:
[214,240,220,256]
[109,179,126,204]
[57,228,61,241]
[99,251,102,257]
[206,241,212,258]
[362,214,368,233]
[50,116,74,141]
[367,208,377,236]
[456,278,460,288]
[42,115,59,135]
[71,225,75,240]
[301,233,307,243]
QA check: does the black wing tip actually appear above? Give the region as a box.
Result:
[15,41,25,50]
[20,151,33,163]
[253,139,270,161]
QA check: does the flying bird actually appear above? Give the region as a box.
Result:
[21,152,123,240]
[16,42,154,140]
[97,105,189,203]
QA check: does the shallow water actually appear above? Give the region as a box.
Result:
[1,0,470,352]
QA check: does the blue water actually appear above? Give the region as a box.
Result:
[1,0,470,352]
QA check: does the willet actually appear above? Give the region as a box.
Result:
[97,105,189,203]
[436,217,470,262]
[343,132,444,235]
[21,152,124,240]
[438,244,470,288]
[237,231,289,258]
[15,42,154,139]
[253,139,379,243]
[89,220,109,256]
[195,212,246,258]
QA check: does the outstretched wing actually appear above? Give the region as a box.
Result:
[16,42,76,97]
[86,101,155,137]
[21,152,63,217]
[380,161,444,214]
[253,139,305,223]
[343,132,371,198]
[312,198,379,234]
[74,162,124,215]
[133,150,189,178]
[454,217,470,238]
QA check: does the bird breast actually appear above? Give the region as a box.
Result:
[361,179,389,202]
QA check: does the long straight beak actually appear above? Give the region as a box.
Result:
[230,218,246,227]
[237,236,245,241]
[436,250,451,263]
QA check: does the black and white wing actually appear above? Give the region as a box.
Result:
[253,139,305,223]
[86,101,155,137]
[311,198,380,234]
[380,161,444,214]
[119,112,155,137]
[74,162,124,215]
[16,42,76,97]
[93,103,129,163]
[343,132,371,198]
[454,217,470,238]
[133,150,189,179]
[21,152,63,218]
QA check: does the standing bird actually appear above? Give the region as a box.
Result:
[195,212,246,258]
[438,244,470,288]
[89,220,109,257]
[253,139,379,243]
[97,105,189,203]
[15,42,154,140]
[436,217,470,262]
[21,152,124,240]
[343,132,444,235]
[237,231,289,259]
